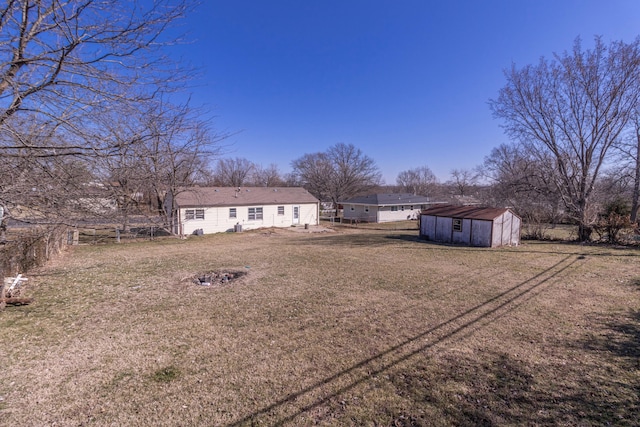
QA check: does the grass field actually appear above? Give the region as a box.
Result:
[1,225,639,426]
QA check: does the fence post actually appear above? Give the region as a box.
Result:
[68,229,80,245]
[0,272,5,312]
[116,228,120,243]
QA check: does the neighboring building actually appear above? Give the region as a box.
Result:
[340,193,432,223]
[419,204,521,247]
[166,187,320,235]
[73,182,118,214]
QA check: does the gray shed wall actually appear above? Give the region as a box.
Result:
[420,211,520,247]
[435,217,452,242]
[471,220,492,247]
[420,215,436,239]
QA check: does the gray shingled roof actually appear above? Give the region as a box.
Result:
[421,204,516,221]
[173,187,319,207]
[340,193,431,206]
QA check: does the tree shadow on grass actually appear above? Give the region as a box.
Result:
[379,348,638,426]
[298,232,413,247]
[578,309,640,367]
[228,255,585,426]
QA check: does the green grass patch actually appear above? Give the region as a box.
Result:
[151,366,181,383]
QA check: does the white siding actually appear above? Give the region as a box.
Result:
[492,212,520,247]
[511,215,521,246]
[180,203,318,235]
[342,205,377,222]
[377,206,422,222]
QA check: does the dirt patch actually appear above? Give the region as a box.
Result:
[288,224,334,233]
[184,269,249,287]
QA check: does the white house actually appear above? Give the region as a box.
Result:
[167,187,320,235]
[419,204,521,247]
[340,193,432,223]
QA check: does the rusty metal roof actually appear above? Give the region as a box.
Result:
[173,187,319,207]
[421,204,516,221]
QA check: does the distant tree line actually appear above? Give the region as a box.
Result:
[1,6,638,246]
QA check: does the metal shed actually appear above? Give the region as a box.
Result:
[419,205,521,247]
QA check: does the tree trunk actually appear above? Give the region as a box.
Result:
[577,199,593,242]
[631,129,640,223]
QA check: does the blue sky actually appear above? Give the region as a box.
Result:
[173,0,640,183]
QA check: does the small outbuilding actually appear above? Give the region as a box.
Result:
[419,205,521,247]
[340,193,433,223]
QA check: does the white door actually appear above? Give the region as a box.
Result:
[293,206,300,224]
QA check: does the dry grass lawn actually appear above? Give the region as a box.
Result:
[1,225,639,426]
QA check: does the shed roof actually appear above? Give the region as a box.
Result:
[421,204,515,221]
[173,187,319,207]
[340,193,431,206]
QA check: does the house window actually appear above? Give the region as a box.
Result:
[391,206,398,212]
[185,209,205,220]
[410,205,414,210]
[277,206,285,215]
[350,205,355,211]
[453,218,462,232]
[364,206,369,212]
[401,206,405,211]
[229,208,237,219]
[248,207,263,220]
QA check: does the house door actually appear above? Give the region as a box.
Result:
[293,206,300,224]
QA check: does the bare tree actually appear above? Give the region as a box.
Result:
[92,97,223,231]
[212,157,256,187]
[0,0,192,127]
[291,143,381,213]
[138,101,223,231]
[396,166,438,196]
[0,117,99,228]
[481,143,564,238]
[251,163,286,187]
[0,0,195,232]
[447,168,479,198]
[490,37,640,241]
[615,111,640,223]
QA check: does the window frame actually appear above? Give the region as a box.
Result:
[248,206,264,221]
[277,206,285,216]
[453,218,462,232]
[229,208,237,219]
[185,208,204,220]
